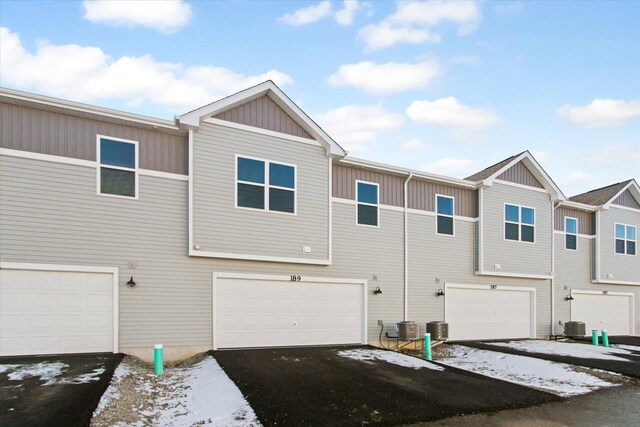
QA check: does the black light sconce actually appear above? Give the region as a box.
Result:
[126,276,137,288]
[373,286,382,295]
[565,294,574,301]
[435,289,445,297]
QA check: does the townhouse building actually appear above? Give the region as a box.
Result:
[0,82,638,361]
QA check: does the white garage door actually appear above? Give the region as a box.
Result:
[0,267,116,356]
[445,284,536,341]
[213,274,366,349]
[571,291,634,336]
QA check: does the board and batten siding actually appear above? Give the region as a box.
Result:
[408,212,551,337]
[214,95,313,139]
[497,161,544,188]
[482,182,552,276]
[332,164,405,207]
[0,100,188,175]
[408,179,478,218]
[192,122,329,261]
[554,207,594,235]
[598,207,640,283]
[613,189,640,209]
[0,154,406,347]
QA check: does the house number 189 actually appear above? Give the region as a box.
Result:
[290,275,301,281]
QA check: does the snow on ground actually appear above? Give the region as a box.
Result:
[489,340,637,361]
[612,344,640,352]
[438,345,621,396]
[338,348,445,371]
[1,361,106,386]
[92,355,260,427]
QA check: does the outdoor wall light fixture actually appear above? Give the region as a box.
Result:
[565,294,574,301]
[373,286,382,295]
[127,276,137,288]
[435,289,445,297]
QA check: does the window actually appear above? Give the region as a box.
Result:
[236,156,295,214]
[98,136,137,198]
[356,181,378,226]
[504,204,535,243]
[565,217,577,250]
[436,195,454,235]
[615,223,636,255]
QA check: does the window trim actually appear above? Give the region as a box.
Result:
[234,154,297,216]
[503,202,536,244]
[614,222,637,256]
[355,179,379,228]
[435,194,455,237]
[564,216,578,251]
[96,134,139,200]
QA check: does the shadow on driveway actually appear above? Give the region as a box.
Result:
[0,353,122,427]
[213,345,560,427]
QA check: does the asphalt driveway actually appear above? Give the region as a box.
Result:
[0,353,122,427]
[213,345,560,427]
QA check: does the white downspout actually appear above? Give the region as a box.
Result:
[551,202,557,336]
[403,172,413,321]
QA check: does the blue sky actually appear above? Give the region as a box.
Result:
[1,1,638,195]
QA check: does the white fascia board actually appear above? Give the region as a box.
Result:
[557,200,598,211]
[190,249,331,265]
[475,270,553,280]
[591,279,640,286]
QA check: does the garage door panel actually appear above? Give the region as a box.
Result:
[571,293,632,336]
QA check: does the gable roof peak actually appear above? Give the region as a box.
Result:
[569,179,638,207]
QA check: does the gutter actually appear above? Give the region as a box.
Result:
[551,202,556,336]
[403,172,413,321]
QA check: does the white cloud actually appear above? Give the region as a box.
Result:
[279,1,333,26]
[328,60,441,95]
[531,151,550,163]
[82,0,192,33]
[424,158,480,178]
[403,139,425,151]
[406,97,500,137]
[336,0,361,25]
[585,145,640,167]
[315,104,404,152]
[0,27,293,112]
[556,99,640,129]
[358,0,481,50]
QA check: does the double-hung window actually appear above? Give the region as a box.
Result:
[436,195,454,235]
[565,217,578,250]
[236,156,296,214]
[504,203,535,243]
[615,223,636,255]
[356,181,379,226]
[97,135,138,198]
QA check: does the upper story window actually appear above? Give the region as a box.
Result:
[436,195,454,235]
[615,223,636,255]
[97,135,138,198]
[565,217,578,250]
[236,156,296,214]
[504,203,535,243]
[356,181,379,227]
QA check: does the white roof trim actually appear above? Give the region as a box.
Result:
[177,81,346,157]
[557,200,598,212]
[481,151,566,201]
[604,179,640,209]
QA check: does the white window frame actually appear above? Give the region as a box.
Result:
[235,154,297,216]
[435,194,455,236]
[565,216,578,251]
[96,135,139,200]
[503,203,536,244]
[355,180,379,228]
[614,223,637,256]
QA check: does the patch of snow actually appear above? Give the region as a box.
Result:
[612,344,640,352]
[54,367,106,385]
[2,362,68,382]
[489,340,636,361]
[338,348,445,371]
[439,345,619,396]
[93,362,132,417]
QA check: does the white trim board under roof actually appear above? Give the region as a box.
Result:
[469,151,566,202]
[177,81,346,157]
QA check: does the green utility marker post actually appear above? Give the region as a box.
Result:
[154,344,164,376]
[591,330,599,346]
[602,330,609,347]
[424,333,432,361]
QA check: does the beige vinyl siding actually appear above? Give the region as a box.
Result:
[554,207,594,235]
[497,161,544,188]
[214,95,313,139]
[598,207,640,283]
[408,213,551,337]
[193,122,329,261]
[0,101,188,175]
[408,179,478,217]
[613,189,640,209]
[0,155,406,346]
[482,182,552,276]
[332,164,405,207]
